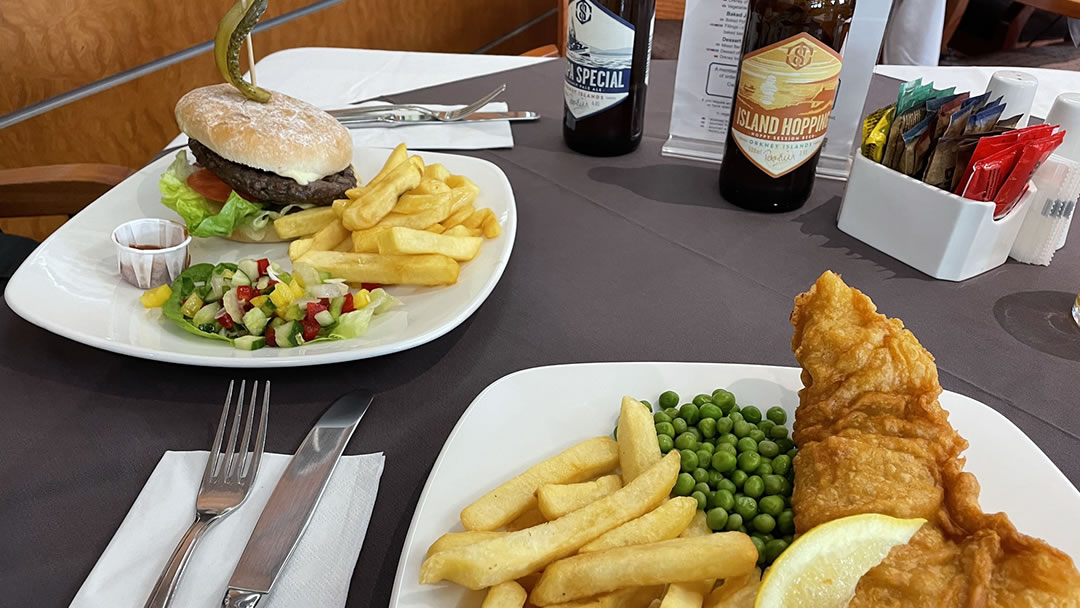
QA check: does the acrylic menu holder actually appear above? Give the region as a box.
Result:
[837,152,1036,281]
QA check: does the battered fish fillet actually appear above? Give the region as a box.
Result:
[790,271,1080,607]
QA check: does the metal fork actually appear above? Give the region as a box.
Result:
[328,83,506,122]
[144,380,269,608]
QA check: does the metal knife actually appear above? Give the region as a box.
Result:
[338,110,540,128]
[221,390,374,608]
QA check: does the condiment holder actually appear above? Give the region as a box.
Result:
[838,152,1036,281]
[112,218,191,288]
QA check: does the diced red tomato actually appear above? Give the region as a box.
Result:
[361,283,382,290]
[319,298,330,308]
[256,258,270,277]
[217,311,234,329]
[264,326,276,346]
[341,293,356,313]
[235,285,253,304]
[266,280,278,289]
[186,169,233,202]
[301,317,321,342]
[306,301,328,319]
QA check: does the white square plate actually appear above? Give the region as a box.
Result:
[390,362,1080,607]
[5,148,516,367]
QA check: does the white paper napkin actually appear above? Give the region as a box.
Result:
[339,101,514,150]
[71,450,385,608]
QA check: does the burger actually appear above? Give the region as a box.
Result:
[159,84,355,242]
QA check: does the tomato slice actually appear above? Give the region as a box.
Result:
[186,169,233,202]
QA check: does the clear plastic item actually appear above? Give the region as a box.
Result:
[112,218,191,288]
[1009,154,1080,265]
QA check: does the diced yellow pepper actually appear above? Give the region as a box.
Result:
[353,289,371,309]
[288,279,304,299]
[269,282,294,308]
[249,295,269,308]
[139,284,172,308]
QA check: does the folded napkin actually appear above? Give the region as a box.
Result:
[72,450,385,608]
[340,101,514,150]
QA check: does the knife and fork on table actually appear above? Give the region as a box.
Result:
[144,381,374,608]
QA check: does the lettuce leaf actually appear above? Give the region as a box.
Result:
[163,263,237,344]
[159,151,267,239]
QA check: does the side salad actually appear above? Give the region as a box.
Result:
[141,258,395,350]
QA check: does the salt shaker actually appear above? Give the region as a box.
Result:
[986,70,1038,128]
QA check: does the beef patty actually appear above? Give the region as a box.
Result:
[188,139,355,206]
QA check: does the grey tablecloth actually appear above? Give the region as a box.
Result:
[1,60,1078,607]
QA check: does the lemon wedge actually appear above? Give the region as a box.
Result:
[754,513,925,608]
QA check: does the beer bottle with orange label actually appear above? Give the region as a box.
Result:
[718,0,855,212]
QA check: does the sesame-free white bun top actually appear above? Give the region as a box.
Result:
[174,84,352,186]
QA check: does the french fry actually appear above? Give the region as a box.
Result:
[702,569,760,608]
[680,511,712,538]
[443,203,475,229]
[392,191,452,215]
[288,238,313,261]
[351,227,388,253]
[334,143,409,216]
[529,533,758,606]
[661,580,715,608]
[419,451,679,589]
[377,226,483,262]
[537,475,622,520]
[273,206,337,239]
[410,154,425,172]
[309,218,350,252]
[547,587,664,608]
[516,572,543,593]
[482,213,502,238]
[505,508,547,532]
[463,208,491,230]
[579,496,697,553]
[334,237,353,251]
[460,437,619,531]
[449,186,477,212]
[618,396,662,483]
[423,163,452,182]
[426,223,446,234]
[446,174,480,193]
[427,531,507,556]
[342,160,422,230]
[482,581,528,608]
[296,250,459,286]
[444,225,475,237]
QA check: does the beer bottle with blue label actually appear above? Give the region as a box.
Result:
[563,0,656,156]
[718,0,855,212]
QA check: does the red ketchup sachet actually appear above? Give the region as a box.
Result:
[992,129,1065,217]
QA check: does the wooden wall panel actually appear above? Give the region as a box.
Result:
[0,0,551,169]
[486,12,559,56]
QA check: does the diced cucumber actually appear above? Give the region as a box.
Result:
[294,263,321,288]
[284,304,305,321]
[255,276,270,291]
[288,320,304,346]
[192,302,222,327]
[205,272,226,302]
[222,289,245,323]
[329,296,345,320]
[237,259,260,282]
[314,310,334,326]
[269,317,287,329]
[233,335,266,351]
[259,303,275,318]
[230,269,251,287]
[241,308,269,336]
[270,262,285,274]
[318,270,332,281]
[273,321,295,347]
[277,272,293,285]
[369,288,397,314]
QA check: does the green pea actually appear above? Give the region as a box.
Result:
[659,391,680,410]
[757,419,776,435]
[717,478,737,494]
[742,406,762,424]
[657,434,675,453]
[777,510,795,534]
[673,472,695,496]
[758,440,779,458]
[706,507,729,531]
[763,474,785,496]
[696,450,712,468]
[735,495,758,520]
[699,403,723,420]
[748,429,766,443]
[694,482,711,495]
[698,442,715,455]
[711,451,737,473]
[692,394,712,407]
[739,525,749,534]
[759,495,784,517]
[733,420,753,438]
[771,455,791,476]
[744,475,765,498]
[687,427,703,443]
[679,403,700,425]
[769,425,789,440]
[692,467,710,484]
[729,411,744,424]
[675,432,698,451]
[759,456,772,467]
[708,470,726,488]
[680,449,699,472]
[782,534,794,545]
[714,417,734,435]
[766,406,787,425]
[641,400,653,411]
[764,539,788,564]
[786,447,798,460]
[730,469,748,489]
[729,404,741,414]
[776,438,795,453]
[736,437,758,453]
[779,476,793,496]
[718,433,738,447]
[750,536,766,563]
[716,442,737,456]
[752,513,776,534]
[672,418,688,435]
[711,389,735,412]
[756,463,773,477]
[663,407,680,419]
[691,490,708,511]
[653,411,673,424]
[724,513,744,532]
[655,422,675,437]
[737,451,761,473]
[698,418,717,439]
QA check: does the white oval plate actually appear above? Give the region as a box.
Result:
[390,362,1080,607]
[4,148,516,367]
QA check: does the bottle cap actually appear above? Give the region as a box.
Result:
[1045,92,1080,163]
[987,70,1038,127]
